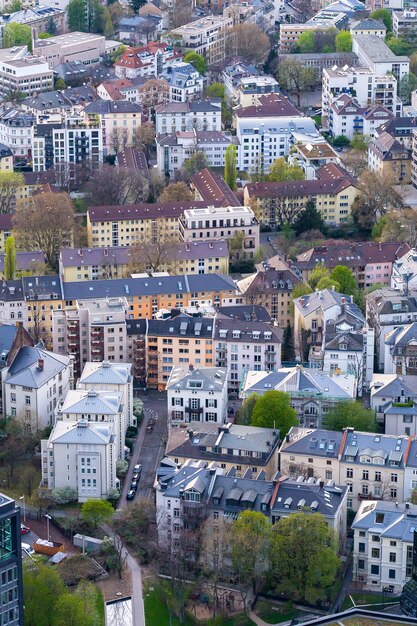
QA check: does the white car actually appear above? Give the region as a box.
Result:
[21,542,35,557]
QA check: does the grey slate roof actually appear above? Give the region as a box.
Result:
[0,325,19,360]
[214,317,282,343]
[79,360,132,386]
[280,428,343,459]
[146,314,215,339]
[22,275,62,301]
[294,289,365,324]
[0,251,44,274]
[5,346,70,389]
[372,374,417,399]
[218,305,271,322]
[83,100,142,114]
[50,420,115,445]
[0,280,24,302]
[352,501,417,542]
[59,389,123,415]
[167,365,227,391]
[272,478,347,518]
[385,322,417,354]
[245,368,354,398]
[340,430,409,467]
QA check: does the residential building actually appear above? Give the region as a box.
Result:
[223,68,279,108]
[392,9,417,39]
[155,100,222,135]
[114,42,182,79]
[403,439,417,502]
[167,364,228,425]
[118,15,158,44]
[214,317,282,393]
[0,215,13,253]
[280,426,411,510]
[0,142,12,171]
[22,275,64,349]
[383,321,417,375]
[352,500,417,592]
[0,282,26,325]
[0,6,65,40]
[0,493,23,626]
[350,17,387,37]
[97,78,142,104]
[115,148,150,181]
[368,132,412,184]
[156,130,234,178]
[329,94,393,141]
[33,31,106,68]
[1,344,72,431]
[0,251,45,278]
[297,242,410,289]
[41,420,117,502]
[179,204,259,254]
[370,373,417,435]
[352,35,409,83]
[236,257,304,327]
[52,297,128,379]
[243,163,358,226]
[190,168,240,207]
[52,118,103,168]
[391,248,417,291]
[0,47,53,99]
[59,241,229,282]
[242,367,357,428]
[167,15,234,65]
[412,127,417,188]
[83,100,142,156]
[279,20,345,53]
[161,63,204,103]
[277,52,359,80]
[0,108,35,159]
[165,421,280,478]
[288,141,341,180]
[376,116,417,149]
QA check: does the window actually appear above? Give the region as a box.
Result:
[371,548,380,558]
[391,473,398,483]
[358,559,365,570]
[390,487,397,499]
[362,470,369,480]
[346,468,353,478]
[358,542,365,553]
[389,569,396,579]
[371,564,380,575]
[375,472,381,482]
[389,552,396,563]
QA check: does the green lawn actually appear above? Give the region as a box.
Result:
[254,601,306,624]
[341,592,400,611]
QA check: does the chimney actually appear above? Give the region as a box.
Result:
[187,428,193,440]
[319,480,324,489]
[341,296,346,305]
[78,249,83,256]
[300,297,305,307]
[37,358,44,371]
[104,248,108,257]
[189,363,194,371]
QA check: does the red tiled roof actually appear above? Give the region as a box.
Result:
[191,168,240,207]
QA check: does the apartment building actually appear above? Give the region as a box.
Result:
[190,168,240,208]
[242,367,357,428]
[411,127,417,189]
[56,388,126,459]
[2,344,72,431]
[59,241,229,281]
[0,108,35,159]
[353,34,409,83]
[52,297,128,379]
[115,42,182,79]
[392,9,417,38]
[165,421,281,479]
[350,17,387,37]
[376,117,417,150]
[161,63,204,103]
[0,494,23,626]
[214,317,282,393]
[383,322,417,375]
[371,373,417,435]
[22,275,64,349]
[236,257,304,327]
[352,500,417,592]
[404,439,417,502]
[0,142,12,171]
[329,94,393,141]
[178,205,259,254]
[280,427,412,510]
[52,118,103,168]
[223,67,279,108]
[288,141,340,180]
[41,420,117,502]
[155,100,222,135]
[167,364,228,425]
[392,248,417,291]
[279,22,340,53]
[83,100,142,156]
[0,47,53,99]
[368,132,412,184]
[33,31,106,68]
[243,163,358,226]
[167,15,234,65]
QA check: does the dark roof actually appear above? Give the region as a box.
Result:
[22,275,62,300]
[296,242,410,271]
[191,168,240,207]
[88,200,224,222]
[377,116,417,137]
[116,148,149,179]
[0,325,19,359]
[245,176,355,199]
[218,305,271,322]
[0,143,13,159]
[324,331,364,351]
[22,171,56,186]
[271,477,347,518]
[215,317,282,343]
[0,251,44,273]
[0,214,12,231]
[234,93,301,118]
[84,100,142,114]
[282,428,343,458]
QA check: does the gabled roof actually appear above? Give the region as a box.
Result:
[79,360,132,386]
[50,420,114,445]
[167,365,227,391]
[59,389,123,415]
[234,93,301,118]
[5,346,69,388]
[244,367,356,399]
[351,18,386,30]
[191,168,240,207]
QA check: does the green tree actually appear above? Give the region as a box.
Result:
[281,321,295,362]
[329,265,356,294]
[103,8,114,37]
[316,276,340,291]
[45,16,57,35]
[183,51,206,75]
[2,23,32,50]
[399,73,417,105]
[268,157,304,182]
[81,498,113,529]
[53,594,95,626]
[237,393,258,425]
[291,283,313,301]
[294,30,315,53]
[323,401,378,432]
[206,82,224,99]
[23,564,66,626]
[183,151,208,178]
[386,36,412,56]
[224,144,237,191]
[335,31,352,52]
[270,513,340,604]
[0,171,24,214]
[4,236,16,281]
[293,202,326,236]
[54,78,67,90]
[67,0,86,31]
[250,390,298,435]
[278,59,316,107]
[308,263,329,290]
[231,511,271,598]
[370,9,392,31]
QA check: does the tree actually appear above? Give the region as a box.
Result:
[182,151,209,178]
[250,390,298,435]
[291,0,315,22]
[350,134,368,152]
[316,276,340,291]
[237,393,258,425]
[309,263,329,290]
[81,499,113,529]
[399,73,417,105]
[227,23,270,66]
[330,265,356,295]
[370,9,392,31]
[51,486,78,505]
[281,321,295,362]
[411,488,417,504]
[183,52,206,75]
[351,170,403,234]
[268,157,304,182]
[167,0,193,29]
[67,0,86,31]
[133,122,155,159]
[2,23,32,50]
[270,513,340,604]
[23,564,66,626]
[103,8,115,37]
[335,31,352,52]
[291,283,313,301]
[206,82,225,99]
[54,77,67,90]
[200,517,231,617]
[130,0,146,12]
[138,78,169,111]
[13,191,74,271]
[278,59,316,107]
[377,208,417,247]
[106,488,120,507]
[0,171,24,214]
[224,144,237,191]
[158,181,192,202]
[295,30,315,53]
[323,401,378,432]
[113,499,156,563]
[293,202,325,236]
[116,459,128,479]
[4,236,16,281]
[53,594,95,626]
[231,511,271,599]
[45,15,57,35]
[84,166,147,205]
[386,36,412,56]
[101,533,127,579]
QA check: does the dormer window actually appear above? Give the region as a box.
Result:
[339,343,347,351]
[232,330,241,339]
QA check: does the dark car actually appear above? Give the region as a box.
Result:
[133,464,142,474]
[130,480,138,491]
[20,525,30,535]
[132,472,140,481]
[126,490,136,500]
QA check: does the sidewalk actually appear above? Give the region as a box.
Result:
[249,611,292,626]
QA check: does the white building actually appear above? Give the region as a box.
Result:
[0,46,53,98]
[403,439,417,502]
[114,42,183,79]
[41,419,117,502]
[162,63,204,103]
[166,365,228,425]
[167,15,234,65]
[77,360,134,428]
[352,500,417,592]
[391,248,417,291]
[353,34,410,82]
[383,321,417,375]
[178,204,259,253]
[56,388,126,459]
[371,373,417,436]
[0,108,35,159]
[2,345,72,431]
[52,120,103,168]
[155,100,222,135]
[329,94,393,140]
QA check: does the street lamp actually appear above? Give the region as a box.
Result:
[19,495,26,522]
[45,514,51,542]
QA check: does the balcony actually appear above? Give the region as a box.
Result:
[358,492,373,500]
[185,406,203,414]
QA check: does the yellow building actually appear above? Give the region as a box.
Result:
[368,132,412,184]
[243,163,358,227]
[83,100,142,156]
[0,144,13,171]
[22,275,64,349]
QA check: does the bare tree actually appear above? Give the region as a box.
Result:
[225,23,269,66]
[13,191,75,271]
[108,128,129,155]
[127,235,180,274]
[138,78,169,111]
[352,170,403,233]
[0,172,24,214]
[133,122,155,160]
[200,517,232,618]
[101,532,128,580]
[84,165,148,205]
[167,0,193,29]
[158,181,193,202]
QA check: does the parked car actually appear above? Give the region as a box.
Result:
[126,490,136,500]
[134,464,142,474]
[130,480,138,491]
[21,542,35,557]
[132,472,140,481]
[20,525,30,535]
